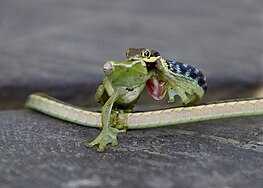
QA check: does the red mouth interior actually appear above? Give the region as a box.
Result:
[146,77,167,100]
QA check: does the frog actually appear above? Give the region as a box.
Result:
[90,48,207,151]
[87,59,151,151]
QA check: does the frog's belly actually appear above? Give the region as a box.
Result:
[116,85,145,105]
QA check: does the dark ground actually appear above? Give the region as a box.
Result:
[0,0,263,187]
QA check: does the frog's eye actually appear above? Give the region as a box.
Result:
[142,49,151,58]
[103,61,113,75]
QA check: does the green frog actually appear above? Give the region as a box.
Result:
[87,59,151,151]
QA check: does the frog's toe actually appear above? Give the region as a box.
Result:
[86,127,122,152]
[86,137,100,148]
[111,139,118,147]
[181,97,191,105]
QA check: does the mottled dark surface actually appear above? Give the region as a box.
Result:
[1,0,263,187]
[1,110,263,188]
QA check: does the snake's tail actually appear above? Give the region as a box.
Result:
[25,93,102,128]
[127,98,263,129]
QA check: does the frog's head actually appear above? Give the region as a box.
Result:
[103,60,148,87]
[126,48,161,63]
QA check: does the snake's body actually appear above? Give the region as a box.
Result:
[26,93,263,129]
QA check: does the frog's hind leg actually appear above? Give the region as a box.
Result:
[87,91,125,152]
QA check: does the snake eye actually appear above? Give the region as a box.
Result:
[103,61,113,75]
[142,49,151,58]
[152,50,160,57]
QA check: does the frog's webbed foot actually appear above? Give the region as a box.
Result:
[86,109,127,152]
[86,127,126,152]
[167,85,191,105]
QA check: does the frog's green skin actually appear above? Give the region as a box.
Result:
[87,59,151,151]
[126,48,207,105]
[89,48,207,151]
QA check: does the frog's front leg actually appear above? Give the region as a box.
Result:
[87,90,124,152]
[95,84,108,107]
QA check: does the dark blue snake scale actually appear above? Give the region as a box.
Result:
[165,60,207,92]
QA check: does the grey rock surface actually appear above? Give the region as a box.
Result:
[1,1,263,188]
[1,110,263,188]
[0,0,263,109]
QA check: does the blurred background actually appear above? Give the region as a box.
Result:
[0,0,262,109]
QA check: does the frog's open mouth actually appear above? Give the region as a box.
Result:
[146,77,167,100]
